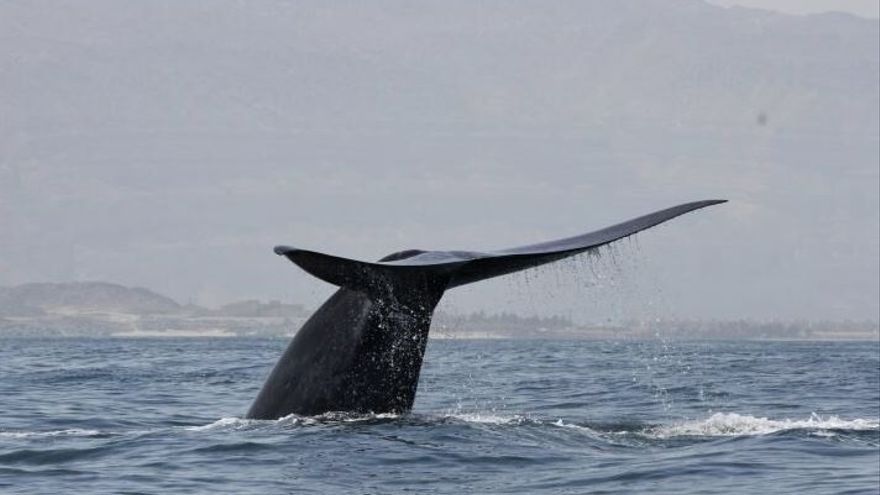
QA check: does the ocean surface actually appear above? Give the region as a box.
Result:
[0,337,877,494]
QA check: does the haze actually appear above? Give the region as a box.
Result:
[1,0,877,323]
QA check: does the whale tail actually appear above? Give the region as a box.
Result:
[250,199,726,419]
[274,200,726,297]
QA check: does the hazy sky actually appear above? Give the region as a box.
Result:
[1,1,878,323]
[707,0,879,18]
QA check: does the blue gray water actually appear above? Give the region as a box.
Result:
[0,337,877,494]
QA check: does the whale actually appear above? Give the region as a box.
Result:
[246,200,726,419]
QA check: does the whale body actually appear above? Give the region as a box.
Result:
[246,200,725,419]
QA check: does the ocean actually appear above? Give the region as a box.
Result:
[0,337,877,494]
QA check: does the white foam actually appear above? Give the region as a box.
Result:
[646,412,880,439]
[321,412,401,423]
[185,417,270,431]
[552,418,605,435]
[0,428,101,438]
[184,411,880,439]
[443,413,529,425]
[185,411,404,431]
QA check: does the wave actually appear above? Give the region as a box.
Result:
[7,412,873,445]
[440,412,531,425]
[0,428,102,439]
[643,412,880,439]
[182,411,879,442]
[184,411,404,431]
[185,411,537,432]
[434,412,879,439]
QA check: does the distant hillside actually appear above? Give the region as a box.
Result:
[0,281,310,320]
[0,282,181,316]
[0,281,875,339]
[213,299,307,318]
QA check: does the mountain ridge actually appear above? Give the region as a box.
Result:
[0,281,180,316]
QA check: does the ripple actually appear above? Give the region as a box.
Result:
[0,446,109,465]
[4,338,875,494]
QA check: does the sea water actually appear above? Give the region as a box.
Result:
[0,338,877,494]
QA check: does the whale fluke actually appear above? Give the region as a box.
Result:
[247,199,726,419]
[274,199,726,292]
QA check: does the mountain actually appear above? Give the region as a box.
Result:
[0,281,310,318]
[0,282,181,316]
[0,281,874,339]
[0,282,309,337]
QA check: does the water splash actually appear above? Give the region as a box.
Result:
[499,240,644,327]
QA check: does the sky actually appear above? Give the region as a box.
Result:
[707,0,879,18]
[1,0,878,323]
